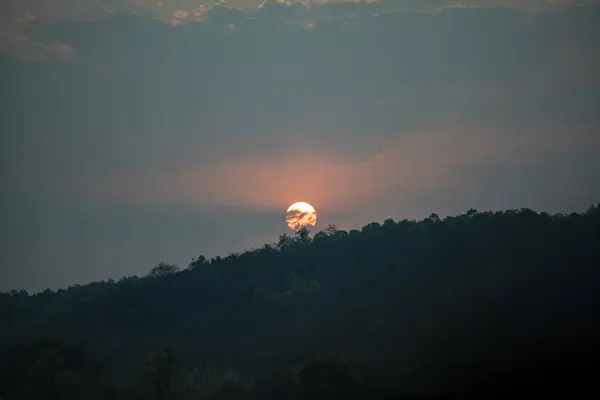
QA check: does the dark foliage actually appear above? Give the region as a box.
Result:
[1,205,599,398]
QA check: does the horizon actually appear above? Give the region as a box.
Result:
[3,203,598,294]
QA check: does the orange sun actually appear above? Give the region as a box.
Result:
[286,202,317,231]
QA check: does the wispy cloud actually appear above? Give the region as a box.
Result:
[0,29,75,61]
[87,116,598,218]
[2,0,597,60]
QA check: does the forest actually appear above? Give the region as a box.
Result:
[1,205,599,399]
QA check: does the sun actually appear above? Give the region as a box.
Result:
[286,202,317,232]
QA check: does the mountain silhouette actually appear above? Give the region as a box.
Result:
[1,205,599,398]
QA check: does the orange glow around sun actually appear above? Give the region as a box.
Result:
[286,202,317,231]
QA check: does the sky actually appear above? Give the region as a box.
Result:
[1,0,599,292]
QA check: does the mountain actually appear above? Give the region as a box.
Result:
[1,205,599,398]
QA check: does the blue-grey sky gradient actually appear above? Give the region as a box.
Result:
[1,0,599,292]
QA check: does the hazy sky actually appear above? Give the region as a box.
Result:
[1,0,599,292]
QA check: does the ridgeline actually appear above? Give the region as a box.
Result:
[1,205,599,399]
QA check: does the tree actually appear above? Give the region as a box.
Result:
[213,380,247,400]
[0,342,112,400]
[314,225,338,241]
[147,263,180,278]
[251,369,296,400]
[427,213,441,224]
[297,361,357,400]
[277,233,295,249]
[137,348,182,399]
[295,227,311,244]
[188,255,208,270]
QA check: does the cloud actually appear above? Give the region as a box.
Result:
[0,28,75,61]
[1,0,597,60]
[4,0,597,21]
[86,116,599,218]
[4,2,599,205]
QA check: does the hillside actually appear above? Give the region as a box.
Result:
[1,205,599,399]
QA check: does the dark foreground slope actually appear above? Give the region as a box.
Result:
[1,206,599,399]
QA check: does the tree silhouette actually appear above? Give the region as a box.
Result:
[148,262,180,278]
[137,348,182,399]
[188,255,208,270]
[1,205,599,398]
